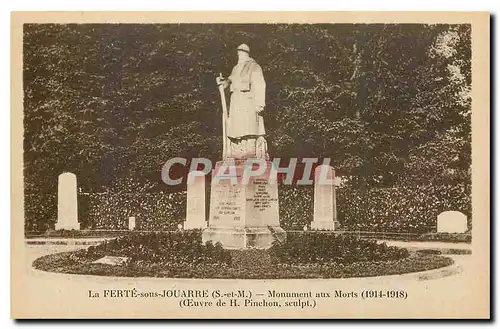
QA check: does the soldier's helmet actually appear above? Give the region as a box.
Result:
[236,44,250,54]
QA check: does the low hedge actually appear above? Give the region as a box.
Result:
[337,184,470,234]
[25,229,130,239]
[83,191,186,231]
[25,183,470,234]
[416,232,471,243]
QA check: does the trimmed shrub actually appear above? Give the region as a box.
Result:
[279,184,470,233]
[80,191,186,231]
[416,232,471,243]
[337,184,470,234]
[416,249,442,255]
[25,183,470,235]
[74,230,231,266]
[269,232,410,265]
[24,193,57,232]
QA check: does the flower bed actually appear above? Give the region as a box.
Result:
[269,232,409,264]
[33,231,454,279]
[68,230,231,266]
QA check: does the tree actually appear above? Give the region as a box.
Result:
[22,24,471,230]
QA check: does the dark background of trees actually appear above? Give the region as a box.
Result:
[23,24,471,231]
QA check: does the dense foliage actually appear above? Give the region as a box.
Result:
[269,232,409,264]
[280,184,470,233]
[416,232,471,243]
[338,184,470,233]
[34,251,452,279]
[23,24,471,232]
[82,191,186,230]
[73,230,231,265]
[33,231,456,279]
[67,231,410,266]
[25,182,470,233]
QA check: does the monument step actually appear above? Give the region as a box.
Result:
[202,226,286,249]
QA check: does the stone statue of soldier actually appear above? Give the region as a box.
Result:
[204,44,286,249]
[216,44,269,160]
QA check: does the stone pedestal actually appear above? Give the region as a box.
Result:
[55,172,80,230]
[202,160,286,249]
[184,171,208,230]
[311,165,340,231]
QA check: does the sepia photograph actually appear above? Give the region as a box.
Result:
[11,12,490,319]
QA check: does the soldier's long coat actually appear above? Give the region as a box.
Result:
[226,58,266,139]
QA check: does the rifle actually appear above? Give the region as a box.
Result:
[218,73,230,158]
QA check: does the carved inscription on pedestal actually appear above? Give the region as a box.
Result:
[210,182,245,227]
[247,179,277,212]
